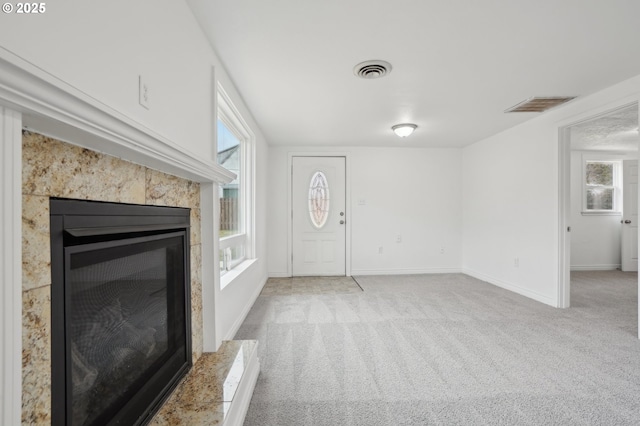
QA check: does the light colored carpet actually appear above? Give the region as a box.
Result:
[236,271,640,425]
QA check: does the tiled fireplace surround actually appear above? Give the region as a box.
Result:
[21,132,206,423]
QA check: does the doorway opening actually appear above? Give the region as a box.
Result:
[558,102,639,331]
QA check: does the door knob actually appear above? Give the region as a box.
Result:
[339,220,345,225]
[624,220,632,224]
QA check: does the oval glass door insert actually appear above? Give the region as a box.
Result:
[309,171,330,228]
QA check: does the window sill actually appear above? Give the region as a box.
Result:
[581,211,622,216]
[220,258,258,290]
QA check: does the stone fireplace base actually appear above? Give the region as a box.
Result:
[150,340,259,426]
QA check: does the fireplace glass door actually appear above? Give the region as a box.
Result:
[51,199,191,426]
[64,232,188,425]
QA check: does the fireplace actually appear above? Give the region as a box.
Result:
[50,198,192,426]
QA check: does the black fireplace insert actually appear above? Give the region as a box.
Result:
[50,198,192,426]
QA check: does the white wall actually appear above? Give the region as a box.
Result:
[569,151,630,270]
[268,146,463,276]
[0,0,214,159]
[0,0,269,343]
[462,74,640,307]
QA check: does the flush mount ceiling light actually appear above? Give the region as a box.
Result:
[392,123,417,137]
[504,96,577,113]
[353,60,392,79]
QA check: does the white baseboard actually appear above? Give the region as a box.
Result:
[267,272,290,278]
[223,342,260,426]
[463,268,557,307]
[570,264,621,271]
[224,276,267,341]
[351,267,462,276]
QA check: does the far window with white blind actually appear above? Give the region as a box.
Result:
[217,86,253,284]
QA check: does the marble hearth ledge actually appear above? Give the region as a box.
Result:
[151,340,259,426]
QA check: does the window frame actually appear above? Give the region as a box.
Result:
[581,156,622,216]
[216,84,255,281]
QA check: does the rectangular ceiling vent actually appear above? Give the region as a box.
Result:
[505,96,577,113]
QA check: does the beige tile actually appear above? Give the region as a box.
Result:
[190,207,201,245]
[22,132,146,203]
[150,340,257,426]
[22,195,51,291]
[22,285,51,425]
[260,276,363,296]
[190,244,203,361]
[149,400,225,425]
[150,342,254,425]
[145,169,200,209]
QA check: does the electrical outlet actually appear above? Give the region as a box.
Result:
[378,246,383,254]
[440,247,445,254]
[514,257,519,267]
[139,75,150,109]
[396,235,402,243]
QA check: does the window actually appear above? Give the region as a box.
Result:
[583,160,621,214]
[217,86,253,280]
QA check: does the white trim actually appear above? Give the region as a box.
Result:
[557,98,640,311]
[224,272,266,341]
[201,183,220,352]
[220,258,257,291]
[351,267,462,275]
[217,85,253,144]
[287,152,351,277]
[463,269,557,307]
[0,48,234,185]
[0,107,22,425]
[580,211,622,216]
[558,125,572,308]
[223,342,260,426]
[581,156,622,213]
[571,264,621,271]
[217,83,256,280]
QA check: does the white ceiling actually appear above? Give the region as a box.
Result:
[186,0,640,148]
[570,104,639,152]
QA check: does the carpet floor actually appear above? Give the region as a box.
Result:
[236,272,640,425]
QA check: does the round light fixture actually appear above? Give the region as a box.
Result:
[392,123,417,137]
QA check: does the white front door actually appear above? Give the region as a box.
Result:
[622,159,638,272]
[292,156,346,276]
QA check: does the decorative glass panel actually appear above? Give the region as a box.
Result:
[309,171,330,228]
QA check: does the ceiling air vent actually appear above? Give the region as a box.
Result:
[505,96,577,113]
[353,60,392,79]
